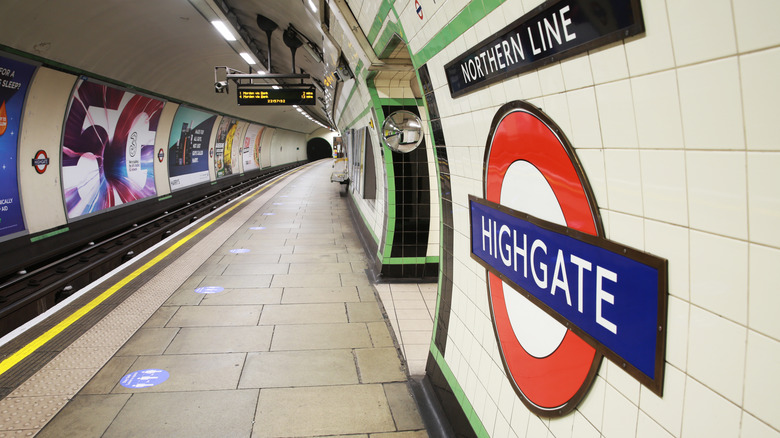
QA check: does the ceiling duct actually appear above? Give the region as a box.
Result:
[256,14,277,72]
[283,25,304,73]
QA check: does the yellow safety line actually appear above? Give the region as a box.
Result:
[0,165,309,376]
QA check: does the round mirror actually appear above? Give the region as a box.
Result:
[382,110,423,153]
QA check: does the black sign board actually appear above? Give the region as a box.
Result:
[237,86,316,105]
[444,0,644,97]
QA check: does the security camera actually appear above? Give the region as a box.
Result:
[215,81,229,93]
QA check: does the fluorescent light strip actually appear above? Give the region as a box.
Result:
[211,20,236,41]
[239,52,256,64]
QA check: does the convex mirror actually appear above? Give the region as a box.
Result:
[382,110,423,153]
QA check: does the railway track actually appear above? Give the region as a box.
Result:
[0,164,299,337]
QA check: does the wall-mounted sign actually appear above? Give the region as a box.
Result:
[415,0,423,19]
[444,0,644,97]
[158,148,164,163]
[237,86,315,106]
[32,150,49,174]
[0,55,36,239]
[473,101,666,416]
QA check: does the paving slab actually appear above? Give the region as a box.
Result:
[239,350,358,388]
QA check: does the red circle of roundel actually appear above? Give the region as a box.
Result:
[484,102,602,415]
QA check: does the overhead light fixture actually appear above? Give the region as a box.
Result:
[307,0,318,13]
[239,52,256,64]
[211,20,237,41]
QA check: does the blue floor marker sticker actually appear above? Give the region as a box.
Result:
[230,248,251,253]
[250,226,266,230]
[263,213,275,215]
[194,286,224,294]
[120,369,169,388]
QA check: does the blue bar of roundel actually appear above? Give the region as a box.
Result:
[470,200,659,379]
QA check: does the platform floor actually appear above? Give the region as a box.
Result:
[0,161,433,437]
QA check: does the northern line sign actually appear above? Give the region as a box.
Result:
[444,0,644,97]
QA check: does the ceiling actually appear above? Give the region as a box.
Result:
[0,0,347,134]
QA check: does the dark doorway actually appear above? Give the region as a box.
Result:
[307,137,332,161]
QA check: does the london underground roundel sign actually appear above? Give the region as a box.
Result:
[471,101,667,416]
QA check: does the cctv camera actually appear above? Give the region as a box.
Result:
[215,81,229,93]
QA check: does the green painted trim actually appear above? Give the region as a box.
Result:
[373,18,403,54]
[379,255,439,265]
[30,227,69,243]
[343,105,372,131]
[430,344,490,438]
[367,0,397,45]
[157,195,173,202]
[410,0,506,69]
[349,192,380,244]
[377,97,424,107]
[211,181,217,185]
[337,60,365,126]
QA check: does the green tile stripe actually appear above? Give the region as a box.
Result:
[373,17,405,54]
[381,256,439,265]
[157,195,172,201]
[343,105,372,131]
[410,0,506,69]
[349,191,380,244]
[430,344,489,437]
[367,0,398,45]
[366,81,398,260]
[29,227,69,243]
[337,60,365,126]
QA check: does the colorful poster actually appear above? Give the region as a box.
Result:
[214,117,245,178]
[0,56,36,238]
[168,107,216,190]
[62,81,164,219]
[241,123,265,171]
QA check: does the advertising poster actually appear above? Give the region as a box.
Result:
[241,123,265,171]
[0,56,36,238]
[168,106,216,190]
[62,80,165,219]
[214,117,245,178]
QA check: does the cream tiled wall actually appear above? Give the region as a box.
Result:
[338,0,779,435]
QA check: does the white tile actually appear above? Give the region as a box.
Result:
[665,297,690,372]
[687,307,747,405]
[526,415,551,438]
[541,93,571,139]
[596,80,639,149]
[571,412,600,438]
[509,391,531,435]
[733,0,780,52]
[548,410,574,438]
[561,53,593,90]
[604,149,643,216]
[538,63,565,95]
[624,0,675,76]
[748,152,780,247]
[589,41,629,84]
[686,151,748,240]
[606,211,644,251]
[577,375,606,429]
[639,364,685,436]
[644,220,689,301]
[576,149,608,209]
[602,385,638,438]
[636,411,674,438]
[606,360,640,404]
[666,0,736,65]
[741,48,780,150]
[749,244,780,340]
[689,230,748,324]
[677,58,745,150]
[744,330,780,430]
[517,71,542,99]
[639,150,688,226]
[681,377,741,438]
[741,412,780,438]
[566,87,603,149]
[631,71,684,150]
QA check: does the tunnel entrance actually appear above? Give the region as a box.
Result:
[307,137,332,161]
